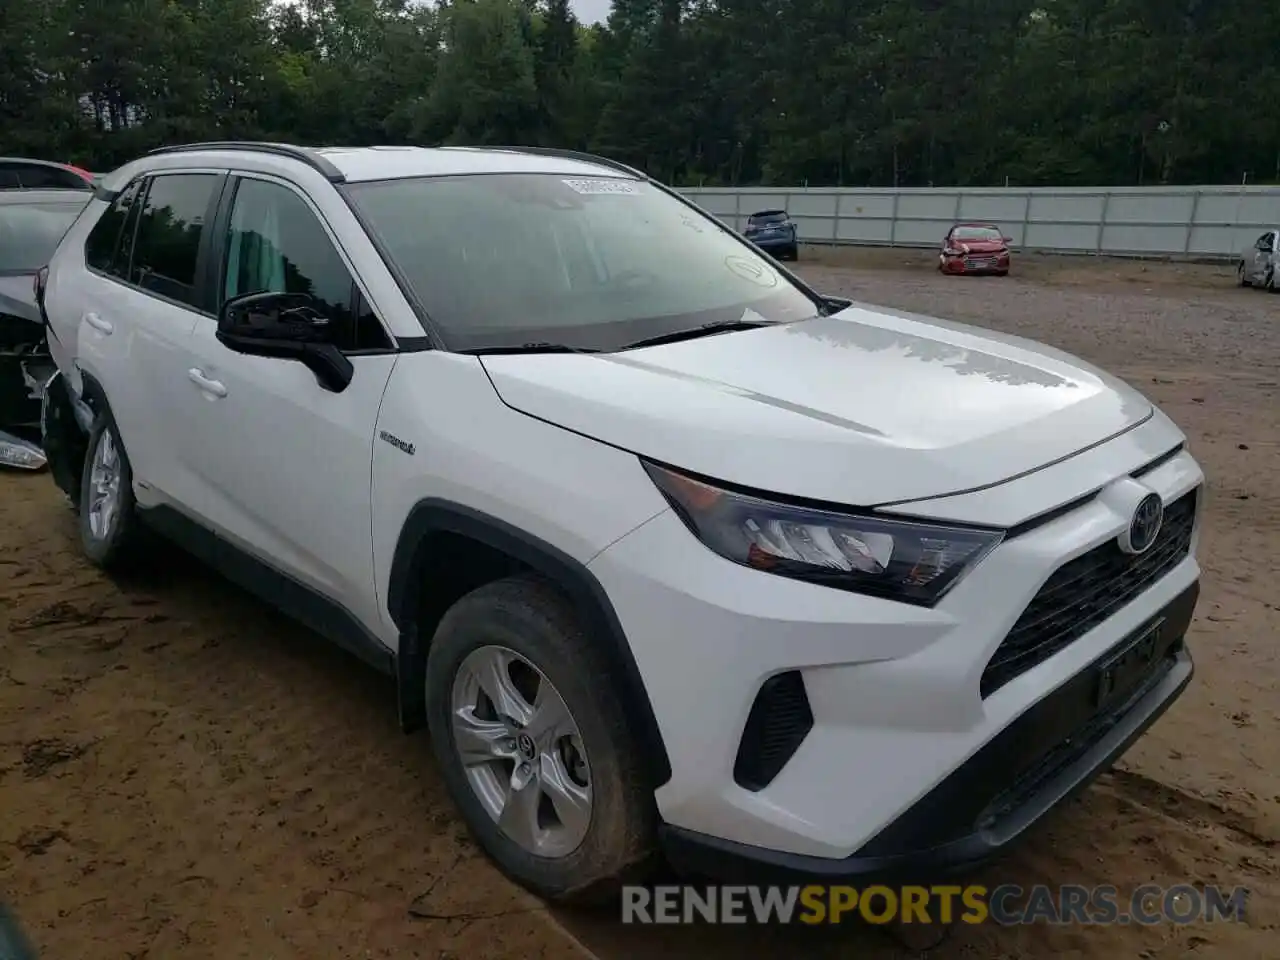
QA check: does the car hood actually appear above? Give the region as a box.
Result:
[480,303,1153,506]
[0,274,39,325]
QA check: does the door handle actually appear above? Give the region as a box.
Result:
[187,368,227,398]
[83,312,113,335]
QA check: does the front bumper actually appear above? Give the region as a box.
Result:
[589,434,1203,862]
[941,253,1010,274]
[661,581,1196,883]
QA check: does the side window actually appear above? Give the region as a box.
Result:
[18,165,88,190]
[130,173,221,308]
[222,177,390,351]
[85,179,143,276]
[1258,232,1275,251]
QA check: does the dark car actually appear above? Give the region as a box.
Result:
[743,209,799,261]
[938,222,1012,276]
[0,901,35,959]
[0,157,95,192]
[0,189,91,430]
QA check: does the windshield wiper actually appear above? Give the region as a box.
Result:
[619,318,777,351]
[461,342,601,356]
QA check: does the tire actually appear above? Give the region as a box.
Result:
[1238,262,1251,287]
[425,574,657,903]
[786,245,799,262]
[996,270,1009,277]
[1267,269,1278,294]
[77,412,145,571]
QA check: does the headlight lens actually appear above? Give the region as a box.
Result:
[644,463,1003,606]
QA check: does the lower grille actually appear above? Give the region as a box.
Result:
[980,488,1197,698]
[733,671,813,791]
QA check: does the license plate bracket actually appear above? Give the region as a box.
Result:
[1094,618,1164,710]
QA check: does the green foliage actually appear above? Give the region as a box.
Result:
[0,0,1274,186]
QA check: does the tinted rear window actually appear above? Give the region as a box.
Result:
[0,163,90,191]
[749,211,789,224]
[0,201,88,272]
[129,173,221,307]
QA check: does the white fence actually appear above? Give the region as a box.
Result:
[678,184,1280,259]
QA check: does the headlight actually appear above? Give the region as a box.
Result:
[644,463,1003,606]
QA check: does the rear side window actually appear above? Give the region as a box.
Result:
[129,173,221,308]
[85,179,144,275]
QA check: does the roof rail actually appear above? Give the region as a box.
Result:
[145,141,345,182]
[485,146,647,180]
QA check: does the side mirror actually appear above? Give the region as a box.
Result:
[1003,236,1013,244]
[216,291,353,393]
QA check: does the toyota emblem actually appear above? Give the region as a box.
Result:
[1123,493,1164,555]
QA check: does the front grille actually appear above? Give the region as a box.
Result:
[980,488,1198,698]
[733,671,813,791]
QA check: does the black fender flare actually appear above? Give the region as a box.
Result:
[389,498,672,788]
[76,370,110,414]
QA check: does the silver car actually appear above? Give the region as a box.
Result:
[1238,228,1279,291]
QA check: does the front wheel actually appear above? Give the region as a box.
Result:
[1238,262,1251,287]
[425,575,657,903]
[78,413,145,570]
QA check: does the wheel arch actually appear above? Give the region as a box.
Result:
[388,499,672,789]
[76,370,110,416]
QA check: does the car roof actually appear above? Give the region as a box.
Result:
[317,145,642,182]
[112,142,646,187]
[0,157,82,170]
[951,222,1000,229]
[0,188,93,206]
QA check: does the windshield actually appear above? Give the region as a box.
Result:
[951,226,1003,242]
[0,202,86,272]
[344,174,819,351]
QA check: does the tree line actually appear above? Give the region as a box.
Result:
[2,0,1275,188]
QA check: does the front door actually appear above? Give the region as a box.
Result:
[173,173,398,636]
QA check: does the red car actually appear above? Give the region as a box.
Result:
[938,222,1012,276]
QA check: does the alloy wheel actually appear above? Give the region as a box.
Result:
[87,428,121,541]
[449,644,592,858]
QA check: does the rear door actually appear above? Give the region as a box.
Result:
[67,171,227,504]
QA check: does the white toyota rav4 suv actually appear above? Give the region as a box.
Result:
[36,142,1203,902]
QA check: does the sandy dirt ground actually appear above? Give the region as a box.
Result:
[1,247,1277,958]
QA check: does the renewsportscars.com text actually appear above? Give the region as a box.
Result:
[621,883,1248,926]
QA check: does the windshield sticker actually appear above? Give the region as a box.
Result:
[724,254,779,287]
[562,178,639,195]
